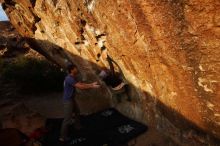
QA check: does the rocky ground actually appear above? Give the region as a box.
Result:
[0,93,178,146]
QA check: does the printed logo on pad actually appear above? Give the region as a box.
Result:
[70,137,86,145]
[118,124,135,134]
[101,110,113,117]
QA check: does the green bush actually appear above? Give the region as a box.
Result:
[0,57,66,94]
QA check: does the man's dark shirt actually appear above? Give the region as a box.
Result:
[63,75,77,101]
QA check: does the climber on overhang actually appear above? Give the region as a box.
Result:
[97,49,131,102]
[99,55,125,89]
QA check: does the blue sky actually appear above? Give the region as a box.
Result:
[0,4,9,21]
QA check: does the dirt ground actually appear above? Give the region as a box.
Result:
[0,92,178,146]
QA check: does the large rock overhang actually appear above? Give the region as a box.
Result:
[2,0,220,144]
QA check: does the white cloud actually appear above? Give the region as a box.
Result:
[0,4,9,21]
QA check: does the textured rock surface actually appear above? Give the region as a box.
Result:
[0,21,43,58]
[0,102,45,136]
[2,0,220,145]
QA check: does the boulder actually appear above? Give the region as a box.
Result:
[2,0,220,144]
[0,102,45,136]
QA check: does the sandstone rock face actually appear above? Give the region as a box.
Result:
[2,0,220,145]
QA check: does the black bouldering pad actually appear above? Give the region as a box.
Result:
[42,108,148,146]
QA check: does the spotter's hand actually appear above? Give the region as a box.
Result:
[91,81,100,88]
